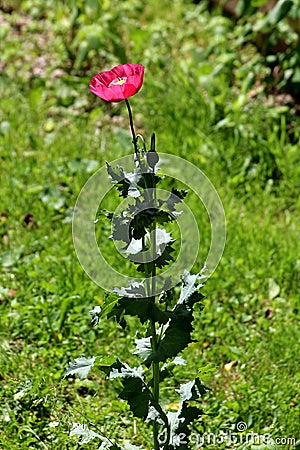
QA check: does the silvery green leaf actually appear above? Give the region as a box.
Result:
[161,356,186,373]
[125,237,143,255]
[108,363,144,380]
[65,356,96,379]
[165,378,208,448]
[123,442,143,450]
[154,228,173,256]
[89,305,101,326]
[172,356,186,366]
[145,405,165,425]
[106,162,122,181]
[125,228,173,259]
[106,163,131,198]
[171,211,182,218]
[178,380,203,402]
[178,270,204,305]
[123,169,141,198]
[70,423,102,445]
[134,337,152,360]
[113,281,146,298]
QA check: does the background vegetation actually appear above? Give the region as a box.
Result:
[0,0,299,448]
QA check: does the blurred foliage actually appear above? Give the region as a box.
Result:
[209,0,300,95]
[2,0,300,96]
[0,0,299,212]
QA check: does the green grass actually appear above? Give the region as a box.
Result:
[1,0,300,448]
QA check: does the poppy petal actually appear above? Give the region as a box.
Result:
[89,63,144,103]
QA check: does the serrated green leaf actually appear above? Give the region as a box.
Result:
[145,405,166,425]
[137,243,175,274]
[167,406,201,448]
[145,271,204,364]
[100,361,168,426]
[65,356,96,379]
[125,228,174,267]
[106,163,143,198]
[122,169,142,198]
[159,282,177,308]
[104,361,151,419]
[165,378,208,449]
[137,172,161,189]
[100,293,122,317]
[119,377,150,419]
[107,284,170,327]
[160,357,187,383]
[129,206,175,242]
[108,297,154,325]
[165,187,188,214]
[106,162,123,182]
[145,315,192,364]
[106,162,130,197]
[169,356,186,367]
[110,215,131,244]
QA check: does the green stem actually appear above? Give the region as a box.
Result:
[150,213,159,449]
[139,133,161,449]
[142,194,159,449]
[125,98,139,155]
[151,327,160,450]
[142,235,151,297]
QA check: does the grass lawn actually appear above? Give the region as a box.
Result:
[0,1,299,448]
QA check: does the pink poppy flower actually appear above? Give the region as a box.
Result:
[89,63,145,103]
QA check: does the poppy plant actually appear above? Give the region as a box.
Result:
[70,60,213,450]
[89,63,145,103]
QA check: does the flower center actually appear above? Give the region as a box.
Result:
[109,77,127,87]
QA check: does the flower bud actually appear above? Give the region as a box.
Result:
[147,151,159,169]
